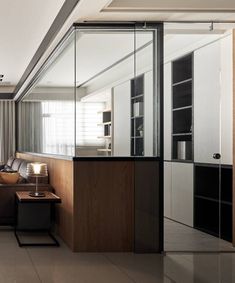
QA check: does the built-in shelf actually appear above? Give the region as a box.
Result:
[194,165,232,242]
[98,135,111,139]
[172,78,192,87]
[98,121,111,126]
[131,115,144,119]
[173,105,192,112]
[97,109,112,155]
[131,74,144,156]
[97,149,112,152]
[98,109,111,113]
[172,132,192,137]
[131,94,144,100]
[172,53,193,161]
[131,136,143,139]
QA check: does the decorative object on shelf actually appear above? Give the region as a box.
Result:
[26,163,48,197]
[177,141,186,160]
[133,102,143,117]
[137,124,143,137]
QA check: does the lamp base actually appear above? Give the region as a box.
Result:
[29,191,45,197]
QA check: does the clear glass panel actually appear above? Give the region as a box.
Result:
[163,23,234,252]
[17,24,159,158]
[134,29,155,156]
[17,31,76,157]
[74,27,158,157]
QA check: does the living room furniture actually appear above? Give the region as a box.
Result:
[14,191,61,247]
[0,157,52,225]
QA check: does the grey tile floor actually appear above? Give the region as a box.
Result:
[1,227,235,282]
[164,218,235,252]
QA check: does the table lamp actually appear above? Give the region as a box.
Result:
[26,162,48,197]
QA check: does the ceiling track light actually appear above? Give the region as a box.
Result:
[0,75,4,78]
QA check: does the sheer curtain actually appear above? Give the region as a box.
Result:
[41,101,105,156]
[42,101,75,156]
[18,102,42,153]
[0,101,15,162]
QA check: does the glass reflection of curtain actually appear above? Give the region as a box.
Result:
[76,102,105,147]
[18,102,42,153]
[42,101,75,156]
[0,101,15,162]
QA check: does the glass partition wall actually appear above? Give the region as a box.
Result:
[163,23,234,252]
[17,24,161,158]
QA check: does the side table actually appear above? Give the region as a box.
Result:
[15,191,61,247]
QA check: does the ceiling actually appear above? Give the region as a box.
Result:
[0,0,65,93]
[76,0,235,22]
[37,32,152,88]
[104,0,235,11]
[1,0,234,99]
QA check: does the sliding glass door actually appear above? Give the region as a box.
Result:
[163,23,233,252]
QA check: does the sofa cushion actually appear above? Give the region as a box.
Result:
[0,172,20,184]
[18,160,30,179]
[6,157,15,167]
[11,158,23,171]
[1,165,17,173]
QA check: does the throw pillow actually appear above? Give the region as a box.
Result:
[1,165,17,173]
[0,172,20,184]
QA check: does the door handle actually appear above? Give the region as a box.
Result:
[213,153,221,159]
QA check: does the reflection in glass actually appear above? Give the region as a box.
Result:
[17,27,158,157]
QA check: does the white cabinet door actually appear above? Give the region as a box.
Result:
[113,81,131,156]
[220,35,233,165]
[164,63,172,161]
[144,71,153,156]
[164,162,172,219]
[194,41,221,164]
[172,162,193,227]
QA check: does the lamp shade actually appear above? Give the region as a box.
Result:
[26,163,48,177]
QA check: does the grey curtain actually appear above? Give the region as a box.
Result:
[0,101,15,162]
[18,102,43,153]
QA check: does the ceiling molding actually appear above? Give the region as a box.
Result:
[13,0,81,98]
[102,8,235,13]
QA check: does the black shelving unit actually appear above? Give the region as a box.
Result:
[172,54,193,161]
[194,164,232,242]
[131,74,144,156]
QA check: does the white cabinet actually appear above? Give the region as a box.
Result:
[113,81,131,156]
[144,71,153,156]
[194,36,233,165]
[164,63,172,160]
[194,40,221,164]
[220,35,233,165]
[164,162,193,226]
[171,162,194,227]
[164,162,172,219]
